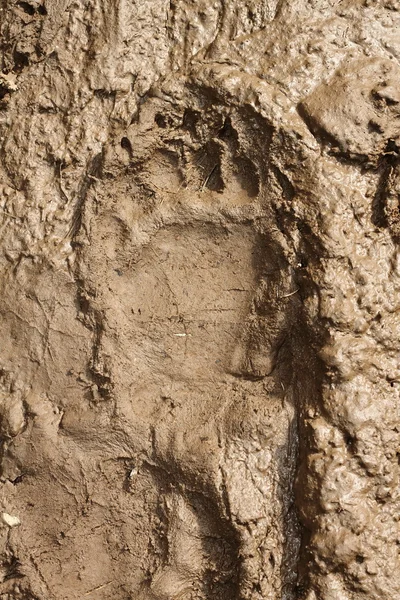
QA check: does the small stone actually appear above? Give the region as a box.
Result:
[2,513,20,527]
[366,560,378,575]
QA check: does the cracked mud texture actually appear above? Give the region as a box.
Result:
[0,0,400,599]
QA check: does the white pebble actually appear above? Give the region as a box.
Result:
[2,513,20,527]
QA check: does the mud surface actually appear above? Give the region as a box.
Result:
[0,1,400,599]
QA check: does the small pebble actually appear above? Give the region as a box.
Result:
[2,513,20,527]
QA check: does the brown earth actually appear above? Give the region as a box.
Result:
[0,0,400,599]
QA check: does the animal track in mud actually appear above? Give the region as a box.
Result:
[78,136,302,599]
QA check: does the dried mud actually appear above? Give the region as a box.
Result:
[0,1,400,599]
